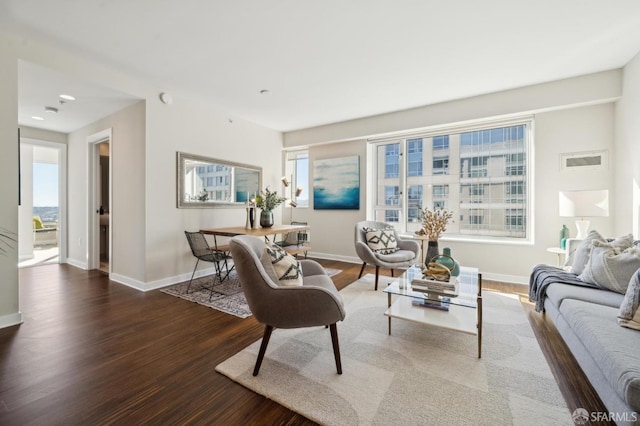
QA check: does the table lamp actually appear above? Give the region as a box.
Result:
[559,190,609,239]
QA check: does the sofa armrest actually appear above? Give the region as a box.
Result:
[564,238,583,268]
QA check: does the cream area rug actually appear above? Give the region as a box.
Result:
[215,274,571,425]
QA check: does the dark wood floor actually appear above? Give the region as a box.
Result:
[0,260,612,425]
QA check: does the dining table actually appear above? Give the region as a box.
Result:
[200,224,310,252]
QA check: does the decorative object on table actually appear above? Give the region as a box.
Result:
[559,224,570,249]
[245,193,257,229]
[412,263,459,311]
[313,155,360,210]
[558,189,609,239]
[254,186,286,228]
[433,247,460,277]
[421,262,451,281]
[245,202,252,229]
[415,206,454,265]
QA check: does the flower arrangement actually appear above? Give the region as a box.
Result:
[416,207,454,241]
[254,186,286,211]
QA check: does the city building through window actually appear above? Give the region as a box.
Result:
[371,120,531,240]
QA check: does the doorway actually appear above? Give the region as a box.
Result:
[98,141,110,273]
[88,129,111,274]
[18,139,67,268]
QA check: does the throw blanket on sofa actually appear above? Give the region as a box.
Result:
[529,264,599,312]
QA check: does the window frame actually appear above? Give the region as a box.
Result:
[368,117,534,244]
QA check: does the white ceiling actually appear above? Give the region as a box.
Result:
[4,0,640,133]
[18,61,141,133]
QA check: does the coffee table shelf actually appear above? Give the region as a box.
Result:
[383,266,483,358]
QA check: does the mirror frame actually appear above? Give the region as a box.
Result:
[176,151,262,208]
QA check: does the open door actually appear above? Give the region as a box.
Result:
[87,129,112,273]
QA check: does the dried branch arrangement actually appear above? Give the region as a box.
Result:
[416,207,454,241]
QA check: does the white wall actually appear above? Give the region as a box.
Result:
[285,74,620,283]
[0,30,284,312]
[614,51,640,238]
[67,101,146,283]
[285,70,622,147]
[0,38,20,328]
[144,95,282,287]
[285,140,368,262]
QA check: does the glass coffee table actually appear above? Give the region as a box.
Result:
[383,265,483,358]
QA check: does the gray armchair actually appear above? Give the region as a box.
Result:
[229,235,346,376]
[354,220,421,290]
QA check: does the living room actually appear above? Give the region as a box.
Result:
[1,1,640,424]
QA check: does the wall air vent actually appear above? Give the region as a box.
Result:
[560,150,607,171]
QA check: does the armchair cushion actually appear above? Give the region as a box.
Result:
[363,226,399,254]
[260,243,303,286]
[374,249,417,262]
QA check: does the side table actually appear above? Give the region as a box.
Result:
[547,247,565,267]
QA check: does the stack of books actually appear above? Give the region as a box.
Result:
[411,276,458,295]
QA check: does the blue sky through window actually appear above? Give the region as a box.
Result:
[33,163,58,206]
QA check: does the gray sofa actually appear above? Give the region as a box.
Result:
[530,238,640,425]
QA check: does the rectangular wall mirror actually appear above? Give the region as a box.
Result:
[177,152,262,208]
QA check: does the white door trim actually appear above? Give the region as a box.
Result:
[20,138,68,264]
[87,128,112,272]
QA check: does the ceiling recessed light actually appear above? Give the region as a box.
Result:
[32,116,44,121]
[59,94,76,101]
[259,89,271,95]
[45,106,58,113]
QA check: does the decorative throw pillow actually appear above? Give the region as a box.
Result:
[569,231,634,275]
[618,269,640,331]
[569,230,605,275]
[260,243,303,286]
[578,241,640,294]
[363,226,399,255]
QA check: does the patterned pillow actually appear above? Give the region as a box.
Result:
[618,269,640,331]
[363,226,399,255]
[260,243,303,286]
[570,231,634,275]
[578,241,640,294]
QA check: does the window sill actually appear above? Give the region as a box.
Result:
[399,233,534,246]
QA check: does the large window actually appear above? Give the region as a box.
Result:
[371,120,531,240]
[407,139,423,177]
[385,144,400,178]
[284,150,309,208]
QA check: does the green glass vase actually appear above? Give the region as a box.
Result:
[433,247,460,277]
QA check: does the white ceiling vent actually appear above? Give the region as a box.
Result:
[560,150,608,171]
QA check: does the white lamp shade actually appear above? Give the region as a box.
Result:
[559,190,609,218]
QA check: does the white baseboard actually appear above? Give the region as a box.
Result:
[482,272,529,285]
[310,252,528,285]
[308,252,361,264]
[65,257,88,270]
[0,312,23,329]
[111,266,223,292]
[109,273,147,291]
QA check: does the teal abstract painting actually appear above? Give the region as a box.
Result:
[313,155,360,210]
